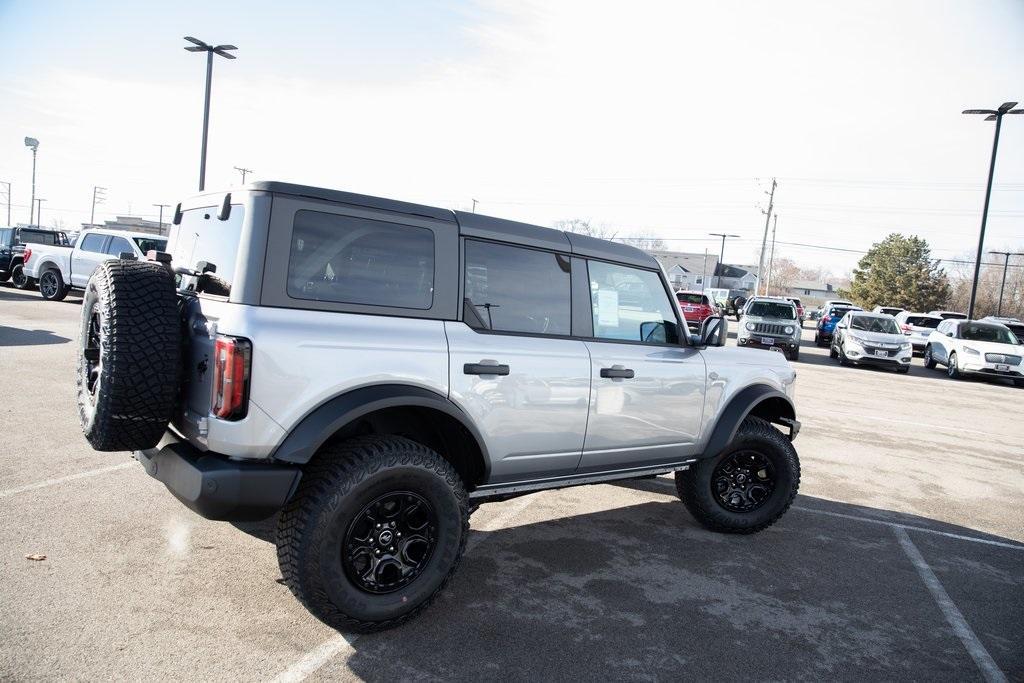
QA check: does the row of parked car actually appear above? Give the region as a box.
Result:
[811,299,1023,385]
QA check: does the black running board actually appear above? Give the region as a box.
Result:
[469,460,698,501]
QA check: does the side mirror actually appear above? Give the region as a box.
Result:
[699,315,728,347]
[640,320,668,344]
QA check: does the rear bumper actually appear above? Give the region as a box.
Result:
[136,434,302,521]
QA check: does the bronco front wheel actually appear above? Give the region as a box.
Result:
[675,416,800,534]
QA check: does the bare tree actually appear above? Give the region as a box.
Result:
[621,235,667,251]
[552,219,616,240]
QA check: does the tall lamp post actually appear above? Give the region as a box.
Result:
[989,251,1023,317]
[24,137,39,225]
[35,198,46,229]
[183,37,237,191]
[709,232,740,289]
[962,101,1023,319]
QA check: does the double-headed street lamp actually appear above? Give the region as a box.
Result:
[24,137,39,225]
[709,233,740,289]
[962,101,1022,319]
[183,37,237,192]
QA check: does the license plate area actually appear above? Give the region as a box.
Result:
[874,350,888,357]
[996,363,1010,371]
[761,337,774,345]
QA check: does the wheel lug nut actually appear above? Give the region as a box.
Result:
[376,523,381,528]
[389,546,394,552]
[375,549,380,555]
[397,532,401,537]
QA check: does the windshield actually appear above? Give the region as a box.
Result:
[133,236,168,254]
[677,293,706,305]
[850,315,900,334]
[168,205,244,296]
[959,323,1019,345]
[828,307,854,319]
[905,316,940,329]
[747,301,796,319]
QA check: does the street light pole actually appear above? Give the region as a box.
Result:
[709,232,739,289]
[154,204,170,235]
[962,101,1023,319]
[989,251,1024,317]
[184,37,237,192]
[35,198,45,228]
[24,137,39,225]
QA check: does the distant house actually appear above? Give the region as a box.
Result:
[714,263,758,292]
[649,250,719,291]
[786,280,842,306]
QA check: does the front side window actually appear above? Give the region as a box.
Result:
[287,210,434,310]
[463,240,570,335]
[588,260,679,344]
[79,233,106,253]
[105,236,133,256]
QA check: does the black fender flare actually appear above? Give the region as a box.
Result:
[701,384,798,459]
[271,384,490,471]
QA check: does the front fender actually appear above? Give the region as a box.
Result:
[700,384,797,459]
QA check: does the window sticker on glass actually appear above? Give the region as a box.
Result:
[597,289,619,326]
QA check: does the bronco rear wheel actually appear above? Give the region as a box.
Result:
[675,416,800,534]
[78,260,181,451]
[277,435,469,633]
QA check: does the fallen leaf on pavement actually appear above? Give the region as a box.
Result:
[25,554,47,561]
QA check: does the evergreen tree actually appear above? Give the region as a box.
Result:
[843,234,950,311]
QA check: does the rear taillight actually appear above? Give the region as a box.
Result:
[23,247,31,265]
[822,316,832,324]
[211,335,251,420]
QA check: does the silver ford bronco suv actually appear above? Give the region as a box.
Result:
[76,182,801,632]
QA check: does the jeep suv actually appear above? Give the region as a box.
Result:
[738,297,802,361]
[76,182,801,633]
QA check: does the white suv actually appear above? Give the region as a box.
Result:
[74,182,802,632]
[924,319,1024,385]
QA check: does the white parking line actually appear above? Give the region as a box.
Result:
[268,493,540,683]
[894,527,1007,683]
[800,407,1007,439]
[0,462,133,498]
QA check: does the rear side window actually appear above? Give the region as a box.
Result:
[287,210,434,310]
[105,236,133,256]
[676,293,704,305]
[905,316,940,328]
[133,237,168,254]
[79,233,106,253]
[463,240,570,335]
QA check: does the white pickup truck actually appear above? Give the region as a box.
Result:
[23,228,167,301]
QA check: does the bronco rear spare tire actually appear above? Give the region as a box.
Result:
[78,260,181,451]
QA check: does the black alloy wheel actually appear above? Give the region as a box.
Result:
[711,450,776,513]
[81,308,103,412]
[342,491,439,594]
[12,264,30,289]
[39,270,60,298]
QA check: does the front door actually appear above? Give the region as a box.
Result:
[446,240,590,484]
[579,260,706,471]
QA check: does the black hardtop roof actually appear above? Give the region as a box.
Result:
[242,181,658,269]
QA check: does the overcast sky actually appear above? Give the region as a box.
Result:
[1,0,1022,276]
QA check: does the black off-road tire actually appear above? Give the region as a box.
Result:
[814,333,823,347]
[675,416,800,534]
[788,347,800,362]
[923,345,937,369]
[11,264,33,290]
[78,260,181,451]
[0,271,10,283]
[896,365,910,374]
[277,436,469,633]
[39,268,68,301]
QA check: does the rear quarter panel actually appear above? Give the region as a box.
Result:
[23,244,72,279]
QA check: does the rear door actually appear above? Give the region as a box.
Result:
[70,233,110,287]
[579,259,706,471]
[447,239,591,483]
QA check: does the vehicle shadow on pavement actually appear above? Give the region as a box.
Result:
[0,324,72,347]
[349,489,1022,679]
[241,485,1023,680]
[0,287,81,305]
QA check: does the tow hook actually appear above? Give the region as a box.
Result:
[778,417,801,441]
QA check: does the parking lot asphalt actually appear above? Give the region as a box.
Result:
[2,284,1022,681]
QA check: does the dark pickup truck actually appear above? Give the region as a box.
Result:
[0,227,71,289]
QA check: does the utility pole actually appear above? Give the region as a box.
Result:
[756,178,777,296]
[471,198,479,213]
[701,249,708,291]
[184,37,238,191]
[709,232,739,289]
[35,198,45,228]
[0,181,10,226]
[91,186,107,226]
[234,166,253,184]
[766,214,778,295]
[154,204,171,236]
[989,251,1024,317]
[962,102,1022,319]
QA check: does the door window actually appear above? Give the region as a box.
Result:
[79,233,107,253]
[587,260,679,344]
[104,236,133,256]
[463,240,571,336]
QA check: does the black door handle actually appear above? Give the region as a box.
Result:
[464,362,510,376]
[600,367,635,379]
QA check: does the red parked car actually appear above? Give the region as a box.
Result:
[676,291,717,329]
[786,297,805,325]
